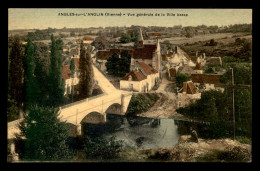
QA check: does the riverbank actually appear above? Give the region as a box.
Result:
[117,135,251,162]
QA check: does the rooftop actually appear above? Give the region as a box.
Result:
[121,69,147,81]
[191,74,222,84]
[137,61,158,75]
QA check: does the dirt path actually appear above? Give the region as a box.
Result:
[137,73,186,119]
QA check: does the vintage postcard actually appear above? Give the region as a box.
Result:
[8,8,252,162]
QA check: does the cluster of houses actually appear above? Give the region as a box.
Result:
[61,37,96,96]
[61,27,226,110]
[163,48,225,108]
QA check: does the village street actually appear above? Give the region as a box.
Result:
[137,72,185,119]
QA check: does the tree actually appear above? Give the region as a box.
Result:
[9,36,24,113]
[105,51,132,77]
[70,59,75,77]
[78,42,94,99]
[206,39,218,46]
[175,73,191,88]
[19,105,72,161]
[105,53,120,76]
[119,33,132,43]
[34,42,51,104]
[91,36,109,50]
[7,98,19,122]
[183,27,195,38]
[24,37,41,110]
[84,136,123,160]
[49,35,65,106]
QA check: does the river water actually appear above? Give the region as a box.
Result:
[81,114,218,149]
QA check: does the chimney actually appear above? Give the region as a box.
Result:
[203,53,206,58]
[196,51,198,57]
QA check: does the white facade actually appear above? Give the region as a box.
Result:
[120,79,147,92]
[64,73,79,96]
[120,72,159,92]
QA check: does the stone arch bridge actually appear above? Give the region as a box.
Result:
[59,91,132,136]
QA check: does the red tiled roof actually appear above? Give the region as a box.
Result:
[147,32,161,37]
[133,44,157,59]
[96,50,113,60]
[121,70,147,81]
[180,81,199,94]
[137,61,158,75]
[73,58,80,69]
[191,74,221,84]
[62,65,71,80]
[96,49,134,60]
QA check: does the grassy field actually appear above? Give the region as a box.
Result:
[177,33,252,57]
[161,33,251,45]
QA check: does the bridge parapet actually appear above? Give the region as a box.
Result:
[60,93,108,110]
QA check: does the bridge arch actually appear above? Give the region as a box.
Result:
[105,103,122,115]
[80,111,106,137]
[80,111,106,124]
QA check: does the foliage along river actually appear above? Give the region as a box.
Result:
[81,114,216,149]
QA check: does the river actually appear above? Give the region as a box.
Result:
[80,114,221,149]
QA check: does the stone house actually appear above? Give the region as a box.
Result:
[62,58,80,95]
[191,73,224,92]
[130,28,161,75]
[177,81,201,108]
[120,61,159,92]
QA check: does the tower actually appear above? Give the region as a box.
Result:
[156,39,161,72]
[137,28,144,47]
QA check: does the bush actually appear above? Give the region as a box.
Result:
[176,73,191,88]
[84,136,123,160]
[126,94,158,117]
[235,136,251,145]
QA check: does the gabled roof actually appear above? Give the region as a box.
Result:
[137,61,158,75]
[179,81,200,94]
[133,44,157,59]
[191,74,221,84]
[179,65,194,74]
[121,70,147,81]
[62,65,71,80]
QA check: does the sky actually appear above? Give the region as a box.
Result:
[8,8,252,30]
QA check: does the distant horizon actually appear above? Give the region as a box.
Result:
[8,8,252,30]
[8,23,253,31]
